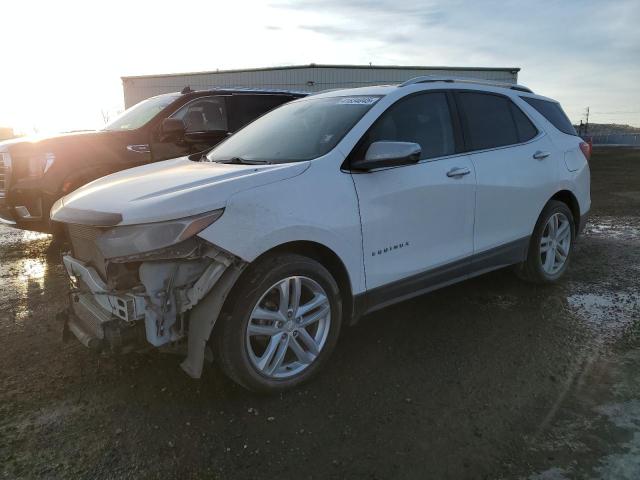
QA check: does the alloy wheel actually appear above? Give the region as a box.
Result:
[246,276,331,379]
[540,212,571,274]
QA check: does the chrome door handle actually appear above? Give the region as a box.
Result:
[127,144,151,154]
[533,150,550,160]
[446,167,471,178]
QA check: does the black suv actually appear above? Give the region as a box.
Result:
[0,88,305,233]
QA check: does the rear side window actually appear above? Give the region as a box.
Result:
[457,92,518,150]
[510,103,538,142]
[227,95,293,132]
[521,97,577,136]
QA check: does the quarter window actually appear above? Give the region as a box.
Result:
[510,103,538,142]
[362,92,455,161]
[457,92,519,150]
[521,97,577,136]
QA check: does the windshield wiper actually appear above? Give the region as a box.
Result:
[215,157,271,165]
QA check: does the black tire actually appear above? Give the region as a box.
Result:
[213,253,342,393]
[516,200,576,284]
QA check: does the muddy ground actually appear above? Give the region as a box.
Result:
[1,147,639,480]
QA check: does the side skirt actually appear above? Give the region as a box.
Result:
[352,236,529,322]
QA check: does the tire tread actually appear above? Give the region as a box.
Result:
[516,200,575,284]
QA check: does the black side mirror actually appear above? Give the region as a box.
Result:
[352,141,422,171]
[160,118,185,140]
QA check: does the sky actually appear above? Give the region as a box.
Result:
[0,0,638,134]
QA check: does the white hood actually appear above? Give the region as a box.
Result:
[53,157,309,225]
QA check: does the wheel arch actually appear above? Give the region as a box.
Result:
[248,240,355,326]
[549,189,580,232]
[60,165,114,195]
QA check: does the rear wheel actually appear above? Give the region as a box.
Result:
[516,200,575,284]
[213,253,342,393]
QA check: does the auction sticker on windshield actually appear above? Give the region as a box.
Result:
[338,96,380,105]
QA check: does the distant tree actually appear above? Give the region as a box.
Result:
[101,109,111,125]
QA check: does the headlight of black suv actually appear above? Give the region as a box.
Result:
[24,152,55,178]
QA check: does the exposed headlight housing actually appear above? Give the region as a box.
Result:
[96,209,224,259]
[25,152,55,178]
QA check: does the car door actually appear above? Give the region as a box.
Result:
[454,91,559,266]
[150,95,230,162]
[349,91,476,301]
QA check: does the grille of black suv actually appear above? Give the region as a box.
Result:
[67,224,108,278]
[0,152,9,197]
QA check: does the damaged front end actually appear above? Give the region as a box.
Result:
[58,209,246,378]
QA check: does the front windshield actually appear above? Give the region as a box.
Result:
[104,94,180,131]
[206,95,381,163]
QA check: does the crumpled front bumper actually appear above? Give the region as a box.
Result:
[61,245,247,378]
[62,255,147,351]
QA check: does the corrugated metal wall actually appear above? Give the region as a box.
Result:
[122,65,519,108]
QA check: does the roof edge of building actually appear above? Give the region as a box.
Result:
[121,64,521,81]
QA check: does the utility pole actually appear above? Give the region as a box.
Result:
[585,106,590,135]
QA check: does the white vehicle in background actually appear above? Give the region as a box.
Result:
[52,77,591,393]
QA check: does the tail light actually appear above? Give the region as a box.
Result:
[579,141,591,161]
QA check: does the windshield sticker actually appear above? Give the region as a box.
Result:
[338,96,379,105]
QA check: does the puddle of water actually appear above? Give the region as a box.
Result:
[584,217,640,241]
[19,258,46,282]
[0,225,57,326]
[596,400,640,430]
[0,224,50,247]
[568,292,640,325]
[528,467,571,480]
[526,354,640,479]
[13,258,50,323]
[594,432,640,479]
[593,402,640,479]
[566,291,640,341]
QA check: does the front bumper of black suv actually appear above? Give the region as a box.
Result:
[0,196,16,225]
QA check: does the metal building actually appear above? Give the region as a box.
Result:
[121,64,520,108]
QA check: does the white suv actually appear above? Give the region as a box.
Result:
[52,77,591,392]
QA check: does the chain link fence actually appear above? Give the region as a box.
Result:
[584,133,640,146]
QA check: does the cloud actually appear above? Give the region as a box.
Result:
[2,0,638,130]
[281,0,449,29]
[273,0,640,125]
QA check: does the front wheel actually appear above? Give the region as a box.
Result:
[213,253,342,393]
[516,200,575,284]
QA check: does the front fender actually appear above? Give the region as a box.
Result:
[197,158,365,295]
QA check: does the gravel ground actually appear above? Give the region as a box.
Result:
[0,148,638,480]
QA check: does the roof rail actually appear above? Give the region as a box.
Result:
[310,87,347,95]
[398,76,533,94]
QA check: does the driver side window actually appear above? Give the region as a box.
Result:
[171,97,228,133]
[362,92,455,161]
